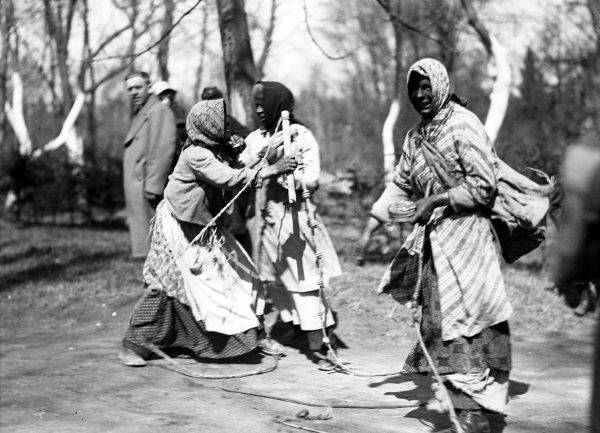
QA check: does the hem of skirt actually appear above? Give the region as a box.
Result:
[446,379,508,414]
[123,337,258,360]
[402,364,512,375]
[440,311,513,342]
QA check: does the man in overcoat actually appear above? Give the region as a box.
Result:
[123,71,176,258]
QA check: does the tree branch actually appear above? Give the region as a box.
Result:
[90,0,202,62]
[374,0,457,52]
[157,0,175,80]
[303,0,353,60]
[88,24,132,59]
[256,0,278,79]
[459,0,492,56]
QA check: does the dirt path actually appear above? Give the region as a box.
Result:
[0,317,593,432]
[0,226,594,432]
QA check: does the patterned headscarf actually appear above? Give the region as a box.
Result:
[255,81,296,133]
[407,58,450,117]
[185,99,227,147]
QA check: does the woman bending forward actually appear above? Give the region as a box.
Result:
[119,99,296,366]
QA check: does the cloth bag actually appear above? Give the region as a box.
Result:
[411,133,554,263]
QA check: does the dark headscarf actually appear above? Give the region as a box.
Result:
[255,81,300,133]
[185,99,227,148]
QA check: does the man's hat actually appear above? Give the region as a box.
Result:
[152,81,176,96]
[201,86,223,100]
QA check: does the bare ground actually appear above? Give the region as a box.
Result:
[0,223,595,432]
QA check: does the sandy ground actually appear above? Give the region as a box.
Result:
[0,312,593,433]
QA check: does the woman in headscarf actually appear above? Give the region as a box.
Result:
[118,99,297,366]
[240,81,343,370]
[379,59,512,432]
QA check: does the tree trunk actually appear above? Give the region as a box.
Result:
[255,0,278,81]
[381,0,403,183]
[0,0,15,148]
[4,73,33,155]
[43,0,76,116]
[587,0,600,133]
[193,2,209,102]
[484,35,511,145]
[216,0,257,128]
[460,0,511,145]
[157,0,175,80]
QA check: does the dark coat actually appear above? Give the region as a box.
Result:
[123,93,176,257]
[554,139,600,433]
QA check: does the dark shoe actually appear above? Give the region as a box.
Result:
[312,348,345,372]
[279,324,302,345]
[434,409,490,433]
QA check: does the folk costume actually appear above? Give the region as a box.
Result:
[242,82,342,362]
[120,99,267,364]
[379,59,512,430]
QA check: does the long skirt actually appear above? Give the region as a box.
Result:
[404,252,512,413]
[123,201,262,359]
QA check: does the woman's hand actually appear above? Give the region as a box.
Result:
[257,144,282,162]
[259,155,298,179]
[273,155,298,175]
[410,193,449,224]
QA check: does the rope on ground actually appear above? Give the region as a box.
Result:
[218,385,424,409]
[273,417,330,433]
[145,343,279,379]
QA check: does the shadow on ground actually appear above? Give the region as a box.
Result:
[0,250,127,292]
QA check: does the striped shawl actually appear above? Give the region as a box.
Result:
[378,102,513,341]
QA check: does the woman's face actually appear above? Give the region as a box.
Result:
[408,74,434,118]
[253,84,266,129]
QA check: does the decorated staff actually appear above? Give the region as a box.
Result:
[281,110,297,204]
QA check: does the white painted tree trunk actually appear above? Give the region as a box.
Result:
[4,73,32,155]
[31,92,85,163]
[382,98,400,183]
[4,72,86,214]
[484,35,511,145]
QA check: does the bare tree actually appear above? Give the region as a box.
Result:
[0,0,15,148]
[43,0,77,116]
[216,0,257,128]
[460,0,511,144]
[376,0,404,183]
[157,0,175,80]
[255,0,278,80]
[193,1,210,102]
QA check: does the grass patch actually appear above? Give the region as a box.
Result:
[0,219,593,343]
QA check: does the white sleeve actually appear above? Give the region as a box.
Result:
[239,130,267,167]
[293,126,320,190]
